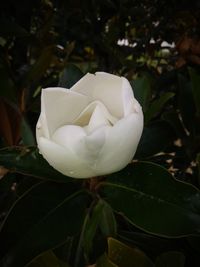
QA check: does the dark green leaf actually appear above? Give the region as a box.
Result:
[98,200,117,238]
[58,64,83,88]
[96,253,118,267]
[27,250,70,267]
[155,251,185,267]
[0,181,90,267]
[0,147,74,182]
[21,117,36,146]
[189,67,200,115]
[178,73,196,132]
[82,199,116,257]
[145,92,174,123]
[24,46,56,86]
[135,121,175,159]
[0,17,29,38]
[82,200,106,257]
[131,75,151,112]
[162,111,186,138]
[0,63,16,103]
[108,238,154,267]
[118,231,182,257]
[187,235,200,253]
[100,162,200,237]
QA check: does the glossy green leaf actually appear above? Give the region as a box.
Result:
[82,200,106,257]
[108,238,154,267]
[178,74,196,131]
[98,199,117,238]
[145,92,174,123]
[118,231,182,257]
[74,198,117,265]
[0,181,90,267]
[96,253,118,267]
[21,117,36,146]
[100,162,200,237]
[83,199,116,256]
[155,251,185,267]
[135,121,175,159]
[58,64,83,88]
[187,235,200,253]
[0,147,74,182]
[189,67,200,115]
[162,111,186,138]
[0,63,16,103]
[24,45,57,86]
[131,75,151,112]
[197,153,200,186]
[0,17,29,38]
[27,250,70,267]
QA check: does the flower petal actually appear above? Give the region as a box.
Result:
[37,136,97,178]
[71,72,127,118]
[74,101,117,130]
[121,77,138,116]
[94,110,143,175]
[41,87,89,137]
[52,124,106,169]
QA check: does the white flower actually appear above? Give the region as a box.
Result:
[36,72,143,178]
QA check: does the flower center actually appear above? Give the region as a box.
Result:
[73,101,118,133]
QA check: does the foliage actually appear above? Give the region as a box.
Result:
[0,0,200,266]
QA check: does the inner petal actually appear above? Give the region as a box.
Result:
[52,125,86,153]
[74,101,118,133]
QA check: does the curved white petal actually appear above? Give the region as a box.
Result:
[52,124,107,170]
[70,72,124,118]
[94,109,144,175]
[37,136,97,178]
[75,101,117,133]
[122,77,137,116]
[41,87,89,137]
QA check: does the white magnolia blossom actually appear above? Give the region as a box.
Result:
[36,72,144,178]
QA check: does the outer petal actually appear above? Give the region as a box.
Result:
[70,72,134,118]
[37,137,97,178]
[40,87,89,137]
[93,107,144,175]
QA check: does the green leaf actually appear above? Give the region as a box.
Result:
[82,200,106,257]
[162,111,186,138]
[155,251,185,267]
[187,235,200,253]
[135,121,175,159]
[0,147,74,182]
[96,253,118,267]
[74,198,117,265]
[197,153,200,186]
[131,74,151,112]
[145,92,174,123]
[21,117,36,146]
[98,200,117,238]
[0,17,29,38]
[189,67,200,115]
[0,181,90,267]
[24,45,56,86]
[58,64,83,88]
[178,73,196,132]
[27,250,70,267]
[0,63,16,103]
[82,199,116,256]
[118,231,181,257]
[100,162,200,237]
[108,238,154,267]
